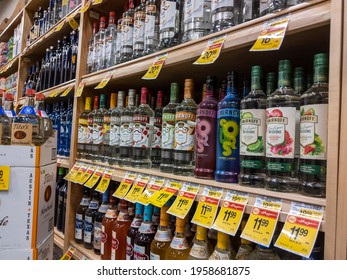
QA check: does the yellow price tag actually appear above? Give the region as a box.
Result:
[48,88,64,98]
[113,180,132,198]
[274,202,324,258]
[64,162,82,181]
[124,174,150,203]
[75,82,85,97]
[84,167,105,189]
[240,196,282,247]
[167,182,200,219]
[92,0,103,5]
[95,169,114,193]
[142,52,168,80]
[250,15,290,52]
[191,196,220,229]
[95,71,114,89]
[71,164,89,183]
[67,16,79,30]
[60,246,76,260]
[80,0,91,13]
[0,166,10,191]
[149,180,181,208]
[76,165,96,185]
[60,85,74,97]
[136,176,164,206]
[193,35,226,65]
[55,21,65,32]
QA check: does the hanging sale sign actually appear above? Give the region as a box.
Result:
[124,173,151,203]
[149,179,182,208]
[142,52,168,80]
[64,162,82,181]
[136,176,166,206]
[193,35,226,65]
[84,166,106,189]
[112,171,137,199]
[71,163,90,183]
[95,168,114,193]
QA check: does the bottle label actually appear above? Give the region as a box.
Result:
[211,0,234,13]
[131,217,143,228]
[266,107,296,159]
[186,0,211,20]
[145,15,156,38]
[133,115,152,148]
[120,116,133,147]
[150,251,160,260]
[133,244,149,260]
[152,117,162,148]
[162,113,175,149]
[93,122,103,145]
[87,117,93,143]
[88,201,100,210]
[78,122,88,144]
[209,249,230,260]
[105,37,113,59]
[134,11,145,44]
[154,229,172,242]
[101,225,106,255]
[170,236,189,250]
[83,216,94,243]
[80,198,91,207]
[103,115,111,145]
[126,236,133,259]
[121,24,134,47]
[189,243,209,259]
[4,110,15,118]
[139,222,156,234]
[111,231,119,260]
[19,106,36,115]
[260,0,269,14]
[174,111,196,151]
[105,209,117,218]
[110,116,121,146]
[196,108,217,155]
[160,1,176,30]
[94,221,102,251]
[117,211,130,222]
[300,104,328,160]
[243,0,253,20]
[75,213,84,240]
[240,109,266,156]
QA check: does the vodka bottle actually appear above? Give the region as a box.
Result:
[86,96,99,160]
[87,22,99,74]
[133,0,146,59]
[94,17,107,72]
[104,11,117,69]
[143,0,160,55]
[92,94,108,162]
[211,0,236,33]
[119,0,135,63]
[152,91,163,168]
[77,97,92,159]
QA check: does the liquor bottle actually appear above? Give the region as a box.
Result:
[94,191,110,255]
[265,59,300,192]
[266,72,276,96]
[133,204,155,260]
[109,91,125,165]
[119,90,136,166]
[126,203,144,259]
[215,71,240,182]
[53,0,62,24]
[115,17,123,64]
[103,93,115,163]
[51,102,61,150]
[104,11,117,69]
[119,0,135,63]
[86,96,99,159]
[60,36,69,83]
[268,0,286,12]
[43,48,50,90]
[70,30,78,81]
[174,79,197,175]
[54,40,62,86]
[84,190,101,249]
[152,206,160,232]
[111,200,132,260]
[299,53,328,197]
[240,0,259,23]
[239,66,266,187]
[187,225,212,260]
[160,83,179,172]
[143,0,159,55]
[12,91,44,146]
[182,0,211,42]
[38,7,45,37]
[4,93,16,118]
[150,204,173,260]
[87,22,99,73]
[293,67,306,95]
[61,0,69,17]
[195,76,218,179]
[94,17,107,72]
[77,97,92,159]
[207,228,218,249]
[211,0,236,33]
[259,0,270,16]
[48,45,56,88]
[75,187,91,244]
[235,237,253,259]
[245,243,281,260]
[35,93,53,140]
[92,94,107,162]
[165,217,190,259]
[151,91,163,168]
[54,168,66,227]
[133,0,146,59]
[306,73,313,90]
[240,78,250,99]
[65,99,73,156]
[58,102,66,156]
[209,231,234,260]
[158,0,182,50]
[131,87,154,168]
[68,0,79,13]
[30,12,39,43]
[218,80,227,101]
[56,172,67,232]
[128,202,136,222]
[186,221,195,246]
[101,196,118,260]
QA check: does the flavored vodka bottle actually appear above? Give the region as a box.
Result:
[84,190,101,249]
[103,11,117,69]
[266,72,276,96]
[165,217,191,259]
[119,0,135,63]
[209,231,234,260]
[151,91,163,168]
[126,203,144,260]
[94,191,110,255]
[293,67,306,95]
[143,0,160,55]
[188,225,212,260]
[195,75,218,179]
[92,94,107,162]
[215,71,240,182]
[211,0,236,33]
[133,0,146,59]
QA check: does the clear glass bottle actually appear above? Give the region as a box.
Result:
[266,72,277,96]
[119,90,136,166]
[239,66,266,187]
[133,0,146,59]
[87,22,99,74]
[4,93,16,118]
[84,190,101,249]
[132,87,154,168]
[143,0,160,55]
[259,0,270,16]
[92,94,107,162]
[126,203,144,260]
[70,30,79,81]
[188,225,212,260]
[209,231,234,260]
[104,11,117,69]
[211,0,236,33]
[241,0,260,23]
[115,17,123,64]
[152,91,163,168]
[299,53,328,197]
[160,82,179,173]
[268,0,286,13]
[182,0,211,42]
[93,17,107,72]
[174,79,197,176]
[165,217,191,259]
[103,93,116,163]
[86,96,99,160]
[265,59,300,192]
[119,0,135,63]
[293,67,306,95]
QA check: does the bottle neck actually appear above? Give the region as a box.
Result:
[25,95,36,107]
[195,226,207,241]
[216,232,229,250]
[278,70,292,87]
[4,100,14,111]
[35,100,45,111]
[314,64,328,84]
[159,206,170,227]
[170,89,178,103]
[251,74,262,91]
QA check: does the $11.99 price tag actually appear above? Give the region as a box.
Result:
[142,52,168,80]
[149,179,181,208]
[136,176,165,206]
[212,190,249,236]
[241,196,282,247]
[113,171,137,199]
[124,173,150,203]
[193,35,226,65]
[274,202,324,258]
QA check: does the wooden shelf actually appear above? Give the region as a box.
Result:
[57,156,70,169]
[70,241,101,260]
[0,10,23,42]
[53,228,65,250]
[77,159,327,231]
[0,55,20,76]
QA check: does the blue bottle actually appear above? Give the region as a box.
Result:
[51,102,61,151]
[64,98,73,157]
[215,71,241,183]
[58,101,66,156]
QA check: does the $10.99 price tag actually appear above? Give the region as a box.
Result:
[124,173,150,203]
[136,176,165,206]
[191,186,223,228]
[167,182,200,219]
[274,202,324,258]
[241,195,282,247]
[149,179,181,208]
[212,190,249,236]
[193,35,226,65]
[142,52,168,80]
[113,171,137,199]
[84,166,105,189]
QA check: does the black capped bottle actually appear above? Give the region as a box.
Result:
[126,203,144,260]
[94,190,110,255]
[84,190,101,249]
[75,187,91,244]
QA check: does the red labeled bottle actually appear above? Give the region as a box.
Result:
[126,203,144,260]
[101,196,118,260]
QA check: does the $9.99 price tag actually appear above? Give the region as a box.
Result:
[142,52,168,80]
[113,171,137,199]
[274,202,324,258]
[193,35,226,65]
[241,195,282,247]
[212,190,249,236]
[191,186,223,228]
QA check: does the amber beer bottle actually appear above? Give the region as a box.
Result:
[101,196,118,260]
[111,200,132,260]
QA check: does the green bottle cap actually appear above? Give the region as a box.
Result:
[251,65,262,90]
[294,67,305,95]
[314,53,328,66]
[100,94,106,108]
[294,67,304,78]
[58,167,65,176]
[266,72,276,96]
[313,53,328,83]
[278,59,292,87]
[170,82,179,102]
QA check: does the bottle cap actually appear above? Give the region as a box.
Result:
[135,203,144,215]
[314,53,328,67]
[109,11,116,18]
[5,93,14,101]
[278,59,291,72]
[140,87,148,104]
[110,93,117,109]
[251,65,262,77]
[58,167,65,176]
[36,93,45,101]
[294,67,304,78]
[100,94,106,108]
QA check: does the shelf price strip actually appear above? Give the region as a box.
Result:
[71,163,89,183]
[274,202,324,258]
[84,166,106,189]
[250,14,290,52]
[95,168,115,193]
[240,195,282,247]
[76,165,97,185]
[136,176,166,206]
[64,162,82,181]
[193,35,226,65]
[167,182,200,219]
[95,71,115,89]
[124,173,151,203]
[149,179,182,208]
[75,82,85,97]
[113,171,137,199]
[142,52,168,80]
[60,246,76,260]
[60,85,74,97]
[212,190,249,236]
[0,166,10,191]
[191,186,223,228]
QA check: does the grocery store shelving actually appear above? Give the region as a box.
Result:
[0,10,23,42]
[57,156,70,169]
[53,228,65,250]
[0,55,20,76]
[70,241,101,260]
